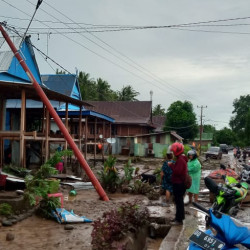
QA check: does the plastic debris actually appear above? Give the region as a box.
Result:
[52,208,92,224]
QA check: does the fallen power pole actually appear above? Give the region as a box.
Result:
[0,24,109,201]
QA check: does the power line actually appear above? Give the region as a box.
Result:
[37,0,196,101]
[2,14,250,30]
[19,0,43,48]
[14,0,195,101]
[164,123,197,129]
[170,27,250,36]
[2,23,150,120]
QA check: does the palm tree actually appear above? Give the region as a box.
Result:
[152,104,166,116]
[78,71,96,100]
[96,78,118,101]
[117,85,139,101]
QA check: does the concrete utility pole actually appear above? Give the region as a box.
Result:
[197,105,207,155]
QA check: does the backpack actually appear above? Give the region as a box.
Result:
[184,173,192,189]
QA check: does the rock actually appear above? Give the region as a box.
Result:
[64,224,74,230]
[2,220,13,226]
[6,233,15,241]
[16,190,24,195]
[9,219,17,224]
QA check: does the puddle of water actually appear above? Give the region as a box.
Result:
[196,211,206,231]
[200,188,209,193]
[147,205,173,216]
[201,170,210,178]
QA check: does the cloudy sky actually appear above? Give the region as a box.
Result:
[1,0,250,129]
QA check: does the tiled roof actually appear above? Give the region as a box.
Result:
[87,101,152,125]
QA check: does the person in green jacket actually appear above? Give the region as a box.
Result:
[186,150,201,203]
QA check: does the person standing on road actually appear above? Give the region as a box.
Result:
[169,142,188,226]
[161,149,174,205]
[186,150,201,204]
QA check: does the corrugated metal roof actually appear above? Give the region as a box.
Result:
[6,99,61,109]
[41,74,78,98]
[0,36,24,72]
[0,51,12,71]
[87,101,152,125]
[57,110,115,123]
[0,81,92,107]
[0,36,41,84]
[194,132,213,141]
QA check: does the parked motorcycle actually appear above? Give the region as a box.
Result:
[188,202,250,250]
[204,176,248,216]
[240,163,250,184]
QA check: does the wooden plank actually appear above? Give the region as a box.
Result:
[45,107,49,161]
[64,102,68,170]
[94,118,97,166]
[20,89,26,167]
[102,121,105,162]
[85,116,88,159]
[79,106,82,152]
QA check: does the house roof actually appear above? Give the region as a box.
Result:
[115,131,183,141]
[194,132,213,141]
[87,101,153,125]
[56,110,115,123]
[0,36,42,84]
[41,74,81,100]
[0,81,90,107]
[152,116,166,132]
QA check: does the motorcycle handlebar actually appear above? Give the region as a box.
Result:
[192,202,210,215]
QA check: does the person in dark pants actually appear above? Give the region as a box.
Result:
[169,142,188,226]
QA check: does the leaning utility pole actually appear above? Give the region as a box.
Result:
[0,23,109,201]
[197,105,207,155]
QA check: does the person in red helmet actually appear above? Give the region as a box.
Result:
[169,142,188,226]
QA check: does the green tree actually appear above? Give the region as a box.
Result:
[78,71,97,100]
[56,69,66,74]
[117,85,139,101]
[164,101,198,141]
[229,95,250,146]
[96,78,118,101]
[214,127,236,145]
[203,124,216,133]
[230,95,250,132]
[152,104,165,116]
[245,109,250,143]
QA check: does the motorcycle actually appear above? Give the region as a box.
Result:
[240,163,250,184]
[188,202,250,250]
[204,176,248,216]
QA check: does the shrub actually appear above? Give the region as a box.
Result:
[129,180,153,194]
[120,159,134,185]
[91,201,149,250]
[0,203,13,216]
[24,150,72,210]
[36,197,60,219]
[98,155,120,193]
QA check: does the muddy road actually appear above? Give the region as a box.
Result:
[0,154,249,250]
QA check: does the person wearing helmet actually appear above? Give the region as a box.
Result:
[169,142,188,226]
[161,148,175,206]
[186,150,201,204]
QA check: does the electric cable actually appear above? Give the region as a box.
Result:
[35,0,197,101]
[19,0,43,48]
[1,0,190,101]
